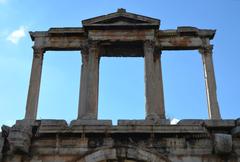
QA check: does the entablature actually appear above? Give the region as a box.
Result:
[30,28,87,51]
[29,9,215,54]
[29,27,215,53]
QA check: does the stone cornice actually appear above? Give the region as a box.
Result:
[157,28,215,39]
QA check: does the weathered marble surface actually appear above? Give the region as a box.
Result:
[26,9,221,123]
[0,119,239,162]
[2,8,237,162]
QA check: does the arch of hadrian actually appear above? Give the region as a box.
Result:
[1,9,240,162]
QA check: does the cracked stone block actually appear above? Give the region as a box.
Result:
[8,126,32,154]
[214,133,232,154]
[0,135,4,161]
[1,125,10,137]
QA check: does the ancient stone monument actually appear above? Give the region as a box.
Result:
[1,9,240,162]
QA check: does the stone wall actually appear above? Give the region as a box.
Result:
[1,119,240,162]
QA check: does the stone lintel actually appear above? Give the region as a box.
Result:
[29,28,215,52]
[204,120,235,128]
[48,27,84,34]
[70,120,112,126]
[29,31,48,41]
[39,120,68,128]
[41,125,208,134]
[30,28,85,40]
[19,119,237,134]
[158,28,215,39]
[31,35,87,51]
[177,119,205,125]
[118,119,170,126]
[69,120,113,134]
[178,119,236,128]
[14,119,211,134]
[156,36,204,50]
[35,120,69,134]
[88,29,155,41]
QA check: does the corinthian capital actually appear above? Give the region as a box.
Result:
[32,47,45,58]
[88,40,100,59]
[199,45,213,55]
[144,40,155,49]
[88,40,100,50]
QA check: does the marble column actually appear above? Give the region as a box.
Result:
[199,45,221,119]
[78,47,88,119]
[25,47,44,120]
[78,42,100,120]
[144,40,165,120]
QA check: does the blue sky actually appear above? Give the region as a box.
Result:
[0,0,240,126]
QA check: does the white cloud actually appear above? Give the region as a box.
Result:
[7,26,26,44]
[170,118,180,125]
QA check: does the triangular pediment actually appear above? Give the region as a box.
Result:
[82,9,160,29]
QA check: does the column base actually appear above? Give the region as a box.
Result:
[16,119,39,127]
[145,114,166,122]
[78,114,97,120]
